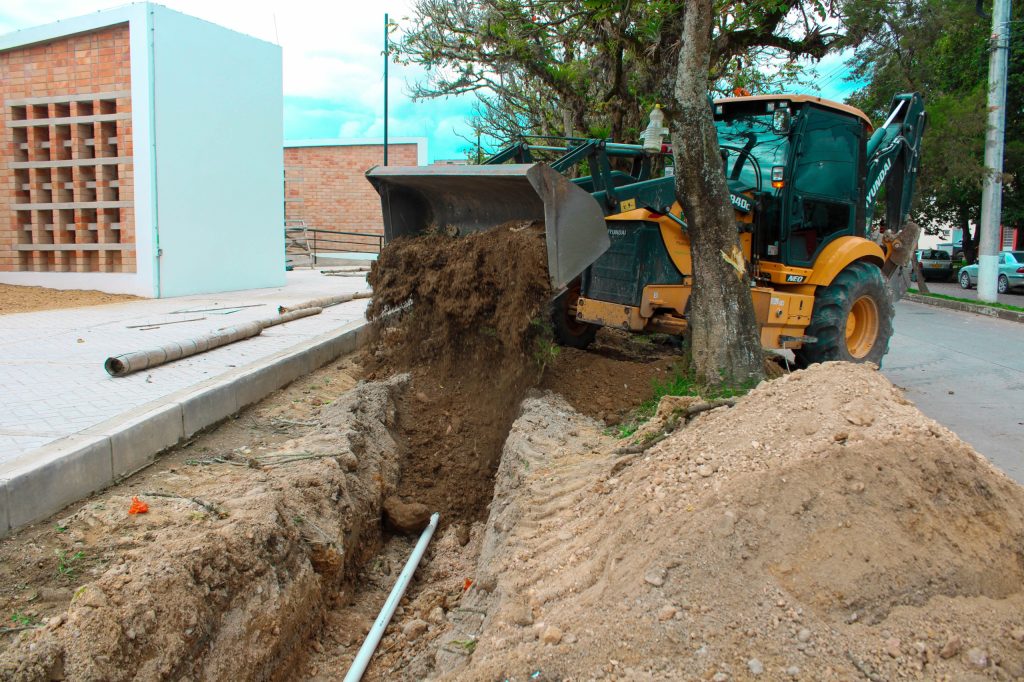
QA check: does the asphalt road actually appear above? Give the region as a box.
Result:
[883,300,1024,483]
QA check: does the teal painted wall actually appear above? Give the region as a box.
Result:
[150,6,285,297]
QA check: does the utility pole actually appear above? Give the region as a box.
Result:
[978,0,1011,301]
[383,12,389,167]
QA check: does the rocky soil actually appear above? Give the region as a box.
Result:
[0,358,401,680]
[385,362,1024,681]
[1,351,1021,681]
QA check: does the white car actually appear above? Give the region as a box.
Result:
[958,251,1024,293]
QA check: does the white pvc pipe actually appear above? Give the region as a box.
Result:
[343,512,440,682]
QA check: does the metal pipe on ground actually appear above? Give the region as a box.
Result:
[278,290,372,314]
[104,307,323,377]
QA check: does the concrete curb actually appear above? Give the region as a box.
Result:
[0,318,373,537]
[904,292,1024,324]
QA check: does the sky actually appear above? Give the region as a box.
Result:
[0,0,479,162]
[0,1,862,163]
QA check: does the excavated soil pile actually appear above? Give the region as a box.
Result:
[367,224,550,364]
[410,362,1024,681]
[0,372,410,682]
[0,284,140,315]
[364,225,551,523]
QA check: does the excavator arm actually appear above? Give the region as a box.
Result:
[861,92,927,298]
[864,92,927,232]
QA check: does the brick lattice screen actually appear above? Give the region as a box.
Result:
[1,24,135,273]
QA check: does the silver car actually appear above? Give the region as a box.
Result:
[958,251,1024,293]
[914,249,953,281]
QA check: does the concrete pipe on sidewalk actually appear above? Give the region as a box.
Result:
[278,290,372,314]
[104,307,323,377]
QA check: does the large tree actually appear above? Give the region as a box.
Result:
[399,1,845,149]
[399,0,856,386]
[671,0,764,385]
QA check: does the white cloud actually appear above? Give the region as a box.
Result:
[0,0,477,161]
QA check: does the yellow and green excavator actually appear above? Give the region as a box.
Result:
[367,92,926,367]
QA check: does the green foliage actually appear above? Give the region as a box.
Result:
[908,288,1024,313]
[55,550,85,579]
[450,638,478,653]
[614,364,754,438]
[398,1,848,147]
[847,0,1024,248]
[529,317,561,372]
[9,612,39,628]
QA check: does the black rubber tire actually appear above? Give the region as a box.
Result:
[998,274,1009,294]
[959,271,972,289]
[551,281,598,349]
[794,261,894,368]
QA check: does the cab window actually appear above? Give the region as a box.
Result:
[786,107,862,266]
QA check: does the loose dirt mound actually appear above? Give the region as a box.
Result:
[363,225,552,523]
[428,363,1024,681]
[0,284,140,315]
[367,224,550,363]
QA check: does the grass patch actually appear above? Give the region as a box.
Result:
[530,317,561,372]
[55,549,85,579]
[908,288,1024,313]
[614,365,754,438]
[9,612,39,628]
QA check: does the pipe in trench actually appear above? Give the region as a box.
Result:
[104,307,323,377]
[343,512,440,682]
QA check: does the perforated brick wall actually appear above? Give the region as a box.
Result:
[284,143,418,252]
[0,24,135,273]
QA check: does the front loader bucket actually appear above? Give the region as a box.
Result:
[366,163,610,292]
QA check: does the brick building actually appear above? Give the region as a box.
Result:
[284,139,426,252]
[1,4,285,296]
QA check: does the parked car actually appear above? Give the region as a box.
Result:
[937,241,965,261]
[958,250,1024,293]
[914,248,954,281]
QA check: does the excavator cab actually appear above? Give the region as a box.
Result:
[712,96,872,269]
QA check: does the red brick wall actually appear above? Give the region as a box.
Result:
[0,24,136,273]
[284,143,419,252]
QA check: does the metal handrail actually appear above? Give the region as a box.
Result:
[284,226,383,260]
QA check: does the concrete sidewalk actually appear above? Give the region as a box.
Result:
[0,270,374,532]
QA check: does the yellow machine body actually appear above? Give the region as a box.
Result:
[576,207,889,350]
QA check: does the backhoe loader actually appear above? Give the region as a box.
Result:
[367,92,925,367]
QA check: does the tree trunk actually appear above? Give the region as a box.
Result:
[671,0,764,388]
[960,212,978,263]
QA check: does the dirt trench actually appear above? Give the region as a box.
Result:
[295,225,686,678]
[0,363,408,681]
[0,226,680,681]
[362,224,552,525]
[294,332,678,679]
